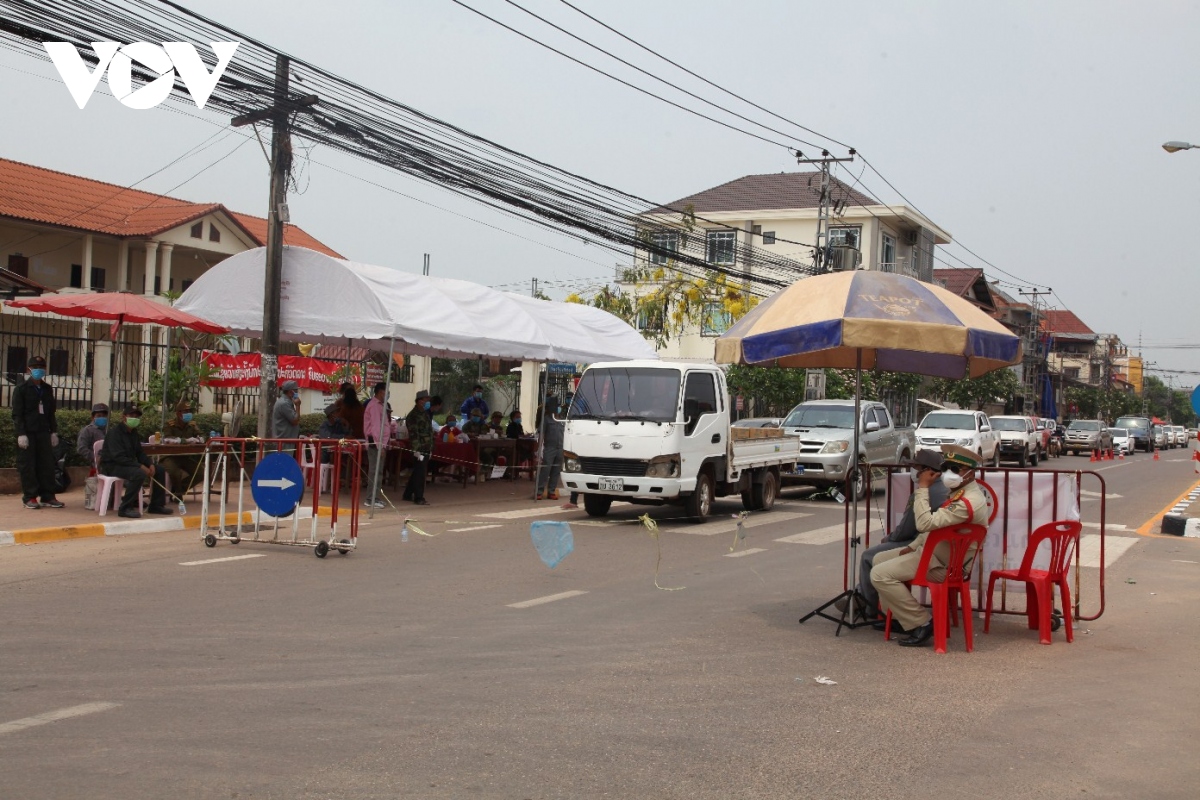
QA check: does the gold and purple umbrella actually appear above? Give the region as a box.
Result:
[715,270,1021,378]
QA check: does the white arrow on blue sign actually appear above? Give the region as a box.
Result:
[251,453,305,517]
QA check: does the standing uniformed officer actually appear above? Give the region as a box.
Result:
[11,355,64,509]
[870,444,990,646]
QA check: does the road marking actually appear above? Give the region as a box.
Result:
[0,702,119,736]
[448,524,501,532]
[1080,521,1128,531]
[507,590,588,609]
[1077,534,1139,569]
[1173,559,1197,564]
[1079,489,1123,499]
[1137,477,1200,537]
[179,554,267,566]
[478,502,628,520]
[775,523,850,545]
[725,547,766,558]
[665,511,812,537]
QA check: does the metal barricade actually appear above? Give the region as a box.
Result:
[198,437,364,558]
[847,465,1108,623]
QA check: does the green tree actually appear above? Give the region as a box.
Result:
[929,368,1021,410]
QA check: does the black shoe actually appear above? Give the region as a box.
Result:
[41,498,65,509]
[23,498,41,509]
[872,618,910,635]
[146,506,174,515]
[117,509,142,519]
[897,621,935,647]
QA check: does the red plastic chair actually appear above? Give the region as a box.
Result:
[984,520,1082,645]
[884,523,988,654]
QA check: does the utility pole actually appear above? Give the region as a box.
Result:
[232,55,317,436]
[423,253,430,276]
[796,149,855,272]
[1018,288,1051,416]
[531,277,538,298]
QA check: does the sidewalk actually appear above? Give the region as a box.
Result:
[0,469,545,547]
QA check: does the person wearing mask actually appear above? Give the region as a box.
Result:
[462,409,489,438]
[487,411,505,436]
[363,382,389,509]
[272,380,302,443]
[535,396,565,501]
[870,444,990,647]
[505,410,524,439]
[338,381,365,439]
[428,395,445,434]
[403,390,433,505]
[160,399,204,502]
[440,414,463,442]
[77,402,109,465]
[836,449,948,623]
[11,355,63,509]
[460,384,489,419]
[99,405,171,519]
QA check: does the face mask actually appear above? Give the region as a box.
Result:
[471,416,481,423]
[512,418,521,424]
[182,413,194,423]
[941,471,964,490]
[29,369,46,380]
[95,416,108,428]
[475,392,482,399]
[423,401,431,411]
[910,469,921,484]
[447,420,458,428]
[125,417,142,429]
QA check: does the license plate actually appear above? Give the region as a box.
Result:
[599,477,624,491]
[794,466,804,475]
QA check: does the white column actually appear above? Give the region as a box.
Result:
[159,243,174,298]
[93,340,113,406]
[143,240,159,295]
[117,240,129,292]
[82,234,93,291]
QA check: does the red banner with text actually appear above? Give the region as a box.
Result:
[201,351,353,391]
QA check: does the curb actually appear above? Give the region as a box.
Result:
[0,506,330,547]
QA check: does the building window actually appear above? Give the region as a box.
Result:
[881,232,896,271]
[830,226,861,248]
[636,307,664,333]
[154,276,161,295]
[762,231,776,245]
[181,279,194,292]
[209,224,221,242]
[70,264,83,288]
[1065,367,1081,380]
[1089,363,1100,384]
[190,222,203,239]
[706,230,736,265]
[700,302,733,337]
[647,231,677,265]
[7,253,29,277]
[48,348,69,376]
[91,267,106,291]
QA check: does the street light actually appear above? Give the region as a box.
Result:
[1162,140,1199,153]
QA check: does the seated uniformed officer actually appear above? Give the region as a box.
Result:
[870,444,990,647]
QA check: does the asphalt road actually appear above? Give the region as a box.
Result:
[1,449,1198,799]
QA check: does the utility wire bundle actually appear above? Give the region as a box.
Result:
[0,0,819,295]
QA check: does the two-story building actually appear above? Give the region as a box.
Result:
[0,157,341,412]
[624,171,953,360]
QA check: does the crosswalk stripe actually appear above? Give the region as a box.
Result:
[1076,533,1138,569]
[725,547,767,558]
[664,511,812,537]
[775,524,848,545]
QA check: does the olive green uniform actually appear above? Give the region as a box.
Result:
[160,419,203,498]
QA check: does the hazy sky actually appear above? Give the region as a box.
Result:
[2,0,1199,386]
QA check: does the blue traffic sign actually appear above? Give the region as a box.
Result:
[1192,385,1200,417]
[252,452,305,517]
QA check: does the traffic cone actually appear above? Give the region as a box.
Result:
[1153,449,1160,461]
[1090,449,1098,462]
[1118,448,1125,460]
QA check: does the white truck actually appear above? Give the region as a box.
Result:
[915,408,1001,467]
[560,360,802,521]
[778,399,916,500]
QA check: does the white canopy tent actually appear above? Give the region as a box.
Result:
[176,246,658,363]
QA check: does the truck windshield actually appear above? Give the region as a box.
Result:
[783,405,855,429]
[918,412,975,430]
[570,367,681,422]
[1114,418,1148,430]
[990,418,1027,432]
[1068,421,1101,431]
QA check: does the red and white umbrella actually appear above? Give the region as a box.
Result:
[5,291,229,339]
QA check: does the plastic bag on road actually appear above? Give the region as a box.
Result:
[531,520,574,569]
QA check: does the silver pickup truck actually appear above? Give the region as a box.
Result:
[780,399,915,499]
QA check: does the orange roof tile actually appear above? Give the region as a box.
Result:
[0,157,340,257]
[1041,309,1094,335]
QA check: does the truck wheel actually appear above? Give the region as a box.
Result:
[741,489,758,512]
[848,462,867,501]
[685,472,713,522]
[1030,447,1040,467]
[583,494,613,517]
[752,470,778,512]
[990,449,1000,469]
[1016,448,1027,468]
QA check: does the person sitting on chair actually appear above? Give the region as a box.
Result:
[837,449,948,624]
[870,444,989,647]
[99,405,172,519]
[161,399,204,502]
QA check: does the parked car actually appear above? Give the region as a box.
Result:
[779,400,916,499]
[1064,419,1114,456]
[1152,424,1167,450]
[732,417,782,429]
[1034,417,1053,454]
[1171,425,1187,447]
[1108,427,1134,455]
[989,415,1042,467]
[1113,415,1154,452]
[915,409,1000,467]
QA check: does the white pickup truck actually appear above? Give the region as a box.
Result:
[561,360,802,521]
[914,408,1000,467]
